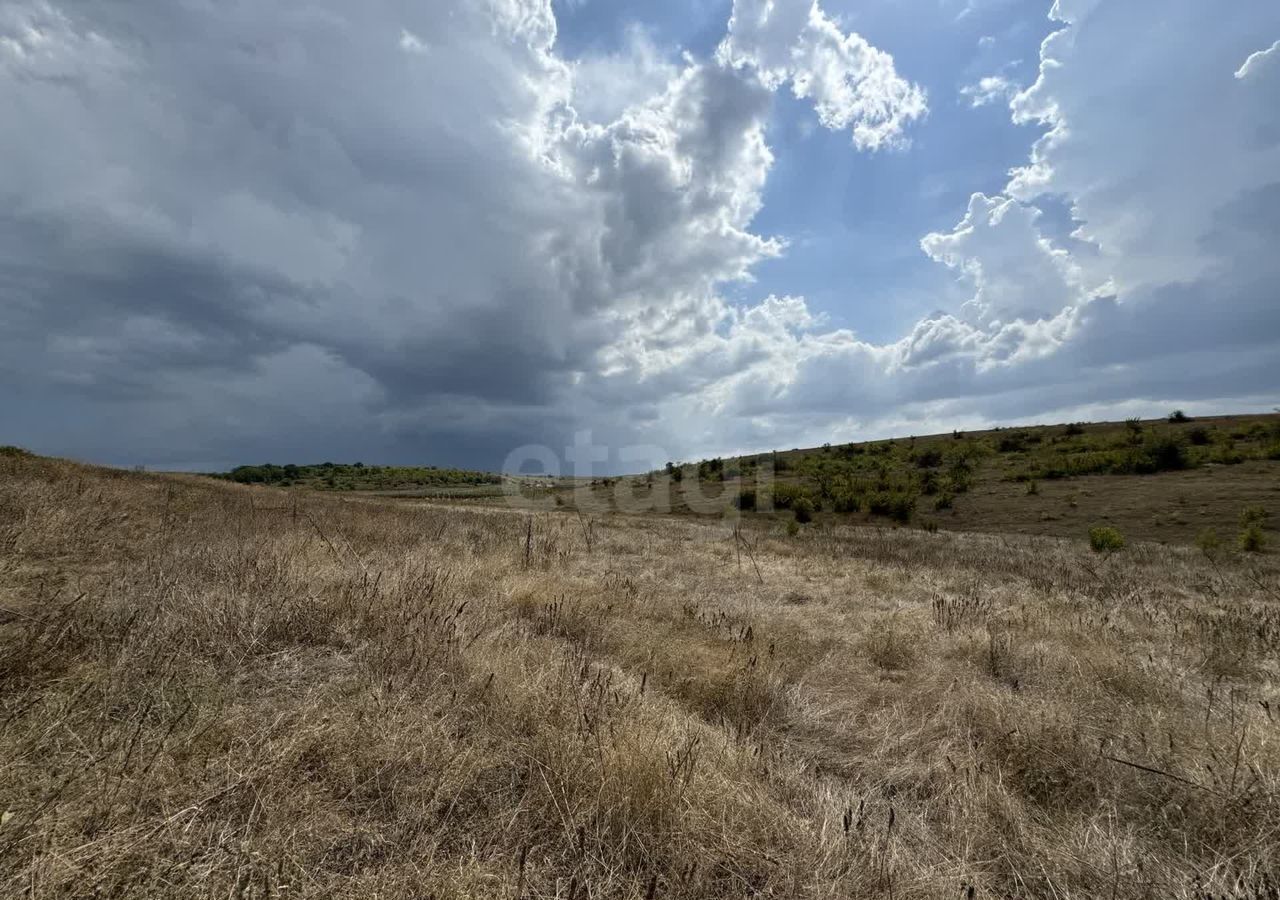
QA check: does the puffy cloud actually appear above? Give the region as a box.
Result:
[716,0,928,149]
[920,193,1091,324]
[960,74,1018,107]
[568,25,679,123]
[1008,1,1280,291]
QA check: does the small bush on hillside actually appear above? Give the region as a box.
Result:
[1211,445,1245,466]
[1063,423,1086,437]
[0,446,33,458]
[1241,506,1269,528]
[867,491,915,524]
[919,470,939,495]
[786,518,800,537]
[830,491,861,514]
[914,448,944,468]
[770,482,811,510]
[997,432,1031,453]
[1196,528,1221,557]
[1188,427,1212,446]
[1268,442,1280,460]
[1168,410,1192,423]
[934,493,954,511]
[1142,434,1189,472]
[793,497,814,524]
[735,489,757,512]
[1240,525,1266,553]
[1089,526,1126,553]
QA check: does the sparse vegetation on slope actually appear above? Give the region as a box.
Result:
[553,413,1280,546]
[2,453,1280,897]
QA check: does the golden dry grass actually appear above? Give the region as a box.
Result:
[2,452,1280,898]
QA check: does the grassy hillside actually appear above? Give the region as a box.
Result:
[552,412,1280,547]
[3,452,1280,897]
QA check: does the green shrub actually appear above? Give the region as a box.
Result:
[831,491,861,514]
[1088,526,1126,553]
[914,448,944,468]
[997,432,1031,453]
[735,489,757,512]
[1196,528,1221,556]
[1268,442,1280,461]
[888,493,916,524]
[1141,434,1188,472]
[786,518,801,537]
[920,519,939,533]
[1241,506,1268,528]
[793,497,814,524]
[1187,427,1212,446]
[919,470,939,495]
[1211,446,1245,465]
[1168,409,1192,423]
[1239,525,1266,553]
[698,458,724,480]
[934,493,954,511]
[0,445,33,458]
[1063,423,1086,437]
[770,482,817,511]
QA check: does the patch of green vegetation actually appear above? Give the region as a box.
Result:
[641,415,1279,531]
[793,497,814,524]
[1196,528,1221,557]
[213,462,500,491]
[1089,526,1126,553]
[1240,525,1266,553]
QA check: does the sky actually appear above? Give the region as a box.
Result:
[1,0,1278,474]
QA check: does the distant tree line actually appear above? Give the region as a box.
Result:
[213,462,501,490]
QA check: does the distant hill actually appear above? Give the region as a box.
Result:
[555,412,1280,547]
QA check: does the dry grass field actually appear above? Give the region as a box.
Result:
[3,450,1280,898]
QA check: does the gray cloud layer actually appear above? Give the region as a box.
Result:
[2,0,1278,471]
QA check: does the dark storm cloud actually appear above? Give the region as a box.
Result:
[1,0,1276,472]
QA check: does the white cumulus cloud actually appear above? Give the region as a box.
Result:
[716,0,928,149]
[960,74,1018,107]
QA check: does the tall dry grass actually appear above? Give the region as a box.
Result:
[1,452,1279,898]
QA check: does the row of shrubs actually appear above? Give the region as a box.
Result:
[217,462,501,488]
[735,484,919,524]
[1017,432,1280,481]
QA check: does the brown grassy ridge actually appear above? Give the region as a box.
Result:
[2,451,1280,898]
